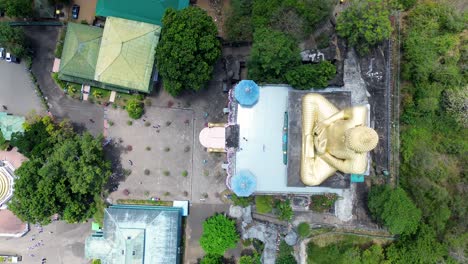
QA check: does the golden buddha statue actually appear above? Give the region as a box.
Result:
[301,94,379,186]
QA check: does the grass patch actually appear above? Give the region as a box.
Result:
[116,199,173,206]
[255,195,273,214]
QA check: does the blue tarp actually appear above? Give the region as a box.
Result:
[234,80,260,106]
[231,170,257,197]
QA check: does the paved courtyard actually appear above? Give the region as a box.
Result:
[0,221,91,264]
[0,60,45,117]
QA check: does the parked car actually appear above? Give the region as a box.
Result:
[72,4,80,19]
[5,53,20,63]
[0,48,5,59]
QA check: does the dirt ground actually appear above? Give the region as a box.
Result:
[70,0,97,24]
[195,0,230,38]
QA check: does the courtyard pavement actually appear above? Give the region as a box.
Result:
[0,60,45,116]
[0,221,91,264]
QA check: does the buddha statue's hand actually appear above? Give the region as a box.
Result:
[313,122,328,136]
[314,131,327,155]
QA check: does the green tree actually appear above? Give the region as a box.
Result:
[224,0,253,42]
[200,214,239,255]
[126,99,144,119]
[277,241,297,264]
[2,0,32,18]
[386,224,447,264]
[361,245,384,264]
[297,222,310,238]
[248,28,300,83]
[156,7,221,96]
[336,0,392,55]
[0,130,7,150]
[0,23,27,57]
[368,185,422,236]
[200,254,223,264]
[275,199,294,221]
[8,118,111,224]
[285,61,336,89]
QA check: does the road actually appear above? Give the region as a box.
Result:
[23,26,104,136]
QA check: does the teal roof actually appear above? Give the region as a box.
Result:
[0,112,25,141]
[85,205,182,264]
[96,0,189,26]
[59,23,103,80]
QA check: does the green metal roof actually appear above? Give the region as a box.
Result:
[85,205,182,264]
[0,113,25,141]
[94,17,160,93]
[96,0,189,26]
[59,23,103,81]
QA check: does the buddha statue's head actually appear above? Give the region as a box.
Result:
[345,126,379,153]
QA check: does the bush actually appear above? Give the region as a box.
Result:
[275,199,294,221]
[126,120,133,126]
[239,254,261,264]
[297,222,310,238]
[255,196,273,214]
[163,170,170,176]
[126,99,144,119]
[144,169,150,175]
[224,0,253,42]
[181,170,188,177]
[231,194,254,207]
[200,214,239,255]
[164,147,170,152]
[285,61,336,89]
[200,254,223,264]
[276,240,297,264]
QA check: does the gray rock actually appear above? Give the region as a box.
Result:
[241,206,252,224]
[229,205,243,218]
[285,230,298,246]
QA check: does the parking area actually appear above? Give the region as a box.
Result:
[0,60,45,117]
[0,221,91,264]
[23,26,104,136]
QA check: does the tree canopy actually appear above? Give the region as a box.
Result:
[200,254,224,264]
[248,28,300,83]
[336,0,392,55]
[0,23,27,57]
[368,185,421,236]
[8,116,110,224]
[200,214,239,255]
[0,0,32,18]
[156,7,221,96]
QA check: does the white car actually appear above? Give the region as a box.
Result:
[5,53,19,63]
[0,48,4,59]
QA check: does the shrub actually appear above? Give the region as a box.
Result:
[310,193,338,212]
[163,170,170,176]
[126,99,144,119]
[285,61,336,89]
[275,199,293,221]
[200,214,239,255]
[144,191,149,196]
[145,146,151,151]
[108,120,114,126]
[126,120,133,126]
[144,169,150,175]
[255,196,273,214]
[297,222,310,238]
[181,170,188,177]
[164,147,170,152]
[164,192,170,196]
[231,194,254,207]
[144,121,151,127]
[200,254,223,264]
